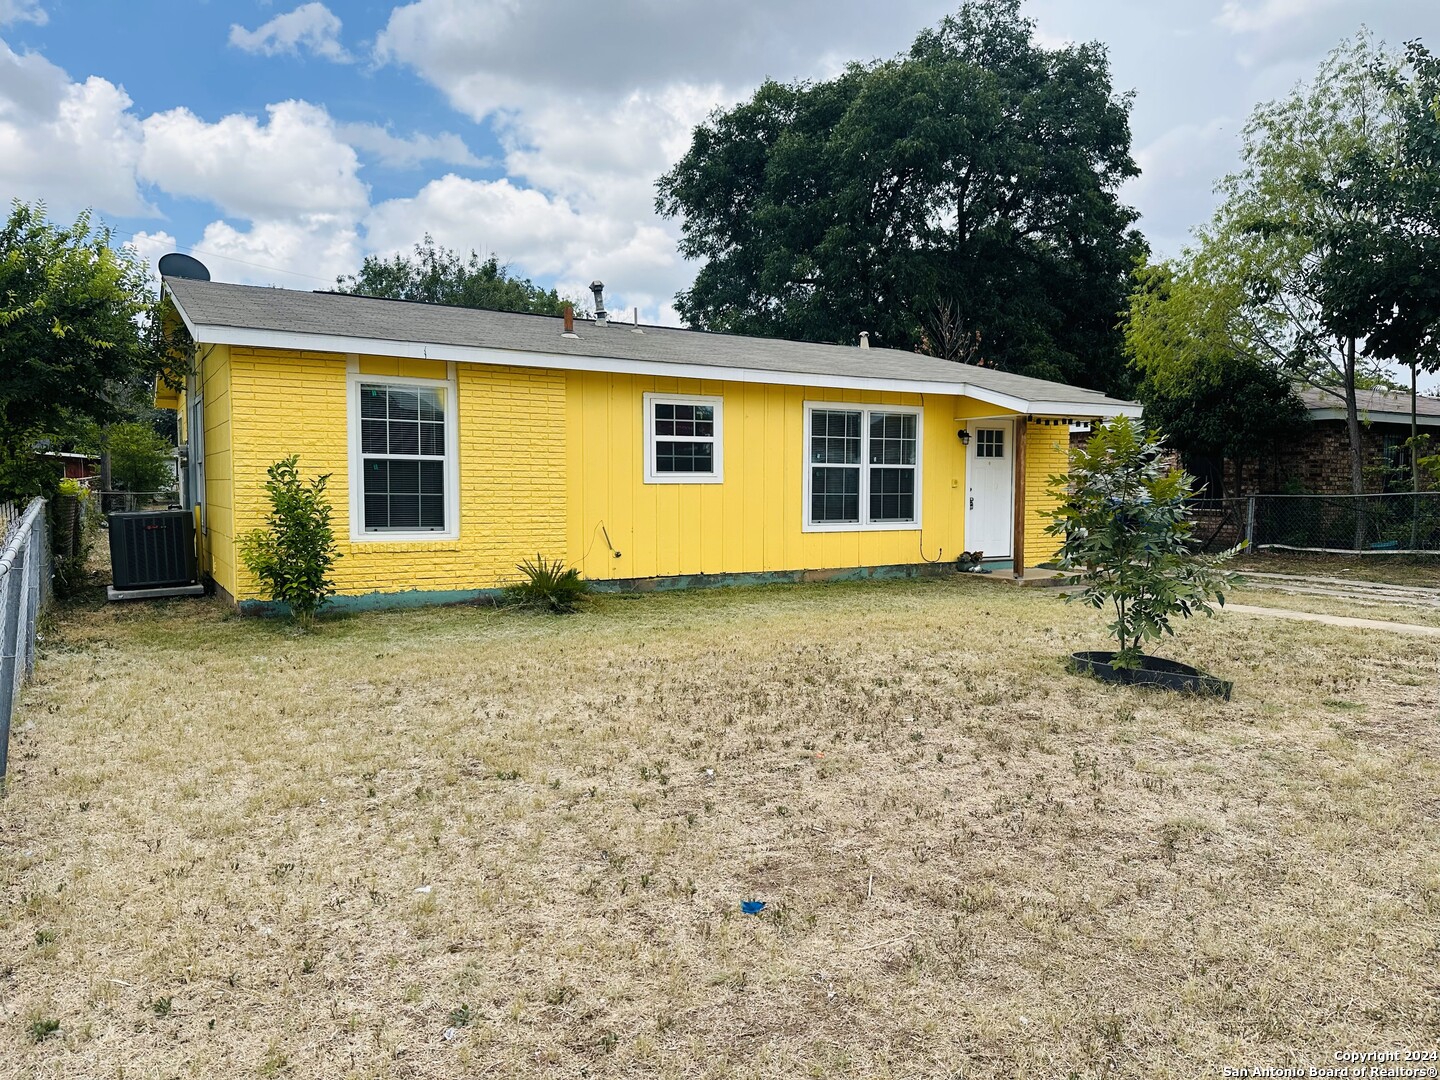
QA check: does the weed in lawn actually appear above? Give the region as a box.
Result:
[27,1017,59,1043]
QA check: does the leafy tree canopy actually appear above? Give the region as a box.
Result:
[1124,32,1411,495]
[656,0,1146,395]
[0,200,163,498]
[106,421,175,494]
[1309,40,1440,370]
[1046,417,1239,668]
[336,234,570,316]
[1128,262,1310,471]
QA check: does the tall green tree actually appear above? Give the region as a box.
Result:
[656,0,1145,395]
[1128,263,1310,493]
[1196,33,1402,496]
[1308,40,1440,490]
[336,234,570,315]
[0,201,163,500]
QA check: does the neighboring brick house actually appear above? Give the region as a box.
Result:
[1215,387,1440,495]
[1072,385,1439,497]
[1118,386,1438,498]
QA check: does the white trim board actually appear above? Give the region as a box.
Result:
[345,369,461,543]
[642,392,725,484]
[1307,407,1440,427]
[801,401,924,534]
[176,317,1141,420]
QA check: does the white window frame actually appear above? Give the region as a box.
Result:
[643,392,724,484]
[346,368,460,542]
[803,401,923,533]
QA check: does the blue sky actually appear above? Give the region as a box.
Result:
[1,0,1435,327]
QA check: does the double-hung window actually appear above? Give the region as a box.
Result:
[350,374,458,539]
[643,393,723,483]
[805,403,921,530]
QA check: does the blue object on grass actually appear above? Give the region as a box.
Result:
[741,900,766,915]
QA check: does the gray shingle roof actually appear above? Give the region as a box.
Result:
[165,278,1136,414]
[1297,384,1440,419]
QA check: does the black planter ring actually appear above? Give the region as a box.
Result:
[1067,651,1233,701]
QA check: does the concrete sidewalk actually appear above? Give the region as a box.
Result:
[1225,603,1440,637]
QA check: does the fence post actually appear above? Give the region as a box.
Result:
[0,544,26,781]
[1245,497,1257,550]
[24,523,38,677]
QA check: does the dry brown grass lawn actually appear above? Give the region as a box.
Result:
[2,577,1438,1079]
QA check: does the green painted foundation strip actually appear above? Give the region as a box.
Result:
[236,561,975,616]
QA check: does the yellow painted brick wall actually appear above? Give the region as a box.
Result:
[224,347,568,602]
[1024,418,1072,565]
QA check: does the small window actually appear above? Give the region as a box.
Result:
[351,378,456,538]
[805,404,922,530]
[644,393,723,483]
[975,428,1005,458]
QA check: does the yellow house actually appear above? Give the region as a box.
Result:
[159,277,1139,611]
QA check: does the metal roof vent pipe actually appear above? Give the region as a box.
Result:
[859,331,870,349]
[590,280,607,327]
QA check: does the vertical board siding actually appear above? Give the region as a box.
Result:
[565,373,997,580]
[224,348,567,602]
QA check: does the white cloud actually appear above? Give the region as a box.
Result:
[0,40,149,216]
[1125,115,1240,257]
[138,100,369,221]
[1214,0,1340,34]
[363,174,684,321]
[374,0,941,115]
[0,0,46,27]
[229,3,350,62]
[121,229,176,287]
[355,83,715,323]
[335,122,483,169]
[191,217,361,291]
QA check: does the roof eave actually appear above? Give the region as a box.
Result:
[178,317,1140,418]
[1308,406,1440,427]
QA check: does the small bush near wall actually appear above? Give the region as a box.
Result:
[504,555,589,614]
[239,456,340,628]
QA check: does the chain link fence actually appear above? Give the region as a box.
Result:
[0,498,50,783]
[1192,493,1440,555]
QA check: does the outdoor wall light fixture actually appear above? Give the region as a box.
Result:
[957,429,972,446]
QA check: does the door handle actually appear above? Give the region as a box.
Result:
[969,496,974,510]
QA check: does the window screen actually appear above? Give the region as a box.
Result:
[648,397,721,480]
[359,383,447,532]
[807,407,918,527]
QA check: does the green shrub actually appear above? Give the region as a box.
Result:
[107,422,174,496]
[239,456,340,627]
[504,554,589,613]
[1046,417,1240,668]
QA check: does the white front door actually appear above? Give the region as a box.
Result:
[965,419,1013,559]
